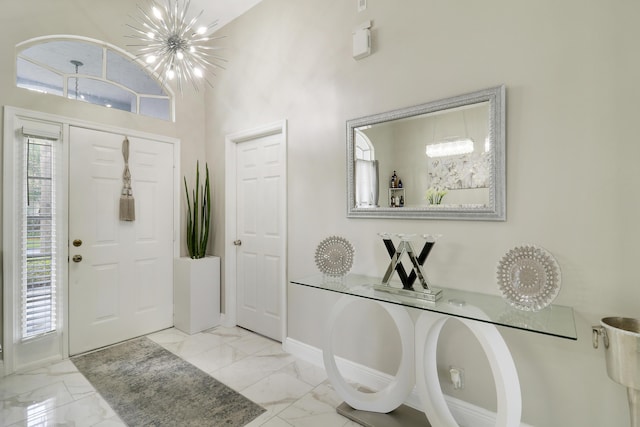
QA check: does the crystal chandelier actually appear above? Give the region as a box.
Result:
[425,138,475,158]
[127,0,226,92]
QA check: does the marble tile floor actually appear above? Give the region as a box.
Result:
[0,326,362,427]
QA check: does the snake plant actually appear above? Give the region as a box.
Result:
[184,162,211,259]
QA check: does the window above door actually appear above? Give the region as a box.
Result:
[16,36,174,121]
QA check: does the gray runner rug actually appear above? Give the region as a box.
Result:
[71,336,265,426]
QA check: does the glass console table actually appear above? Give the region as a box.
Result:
[291,274,577,427]
[291,273,576,340]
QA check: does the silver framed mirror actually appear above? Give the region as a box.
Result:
[347,85,505,220]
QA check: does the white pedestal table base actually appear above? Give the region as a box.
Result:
[324,295,522,427]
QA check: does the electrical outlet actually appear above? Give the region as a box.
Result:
[358,0,367,12]
[449,366,464,390]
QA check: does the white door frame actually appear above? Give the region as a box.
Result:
[224,120,287,341]
[2,106,180,375]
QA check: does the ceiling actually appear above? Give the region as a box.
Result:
[189,0,263,32]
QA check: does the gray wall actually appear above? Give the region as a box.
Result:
[205,1,640,425]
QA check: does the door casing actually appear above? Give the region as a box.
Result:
[2,106,180,375]
[224,120,287,342]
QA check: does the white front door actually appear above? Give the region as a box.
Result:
[234,128,286,341]
[68,127,174,355]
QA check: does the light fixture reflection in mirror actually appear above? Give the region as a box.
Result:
[420,104,491,203]
[347,85,505,221]
[425,139,474,158]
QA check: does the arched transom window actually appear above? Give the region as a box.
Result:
[16,36,174,121]
[355,129,375,161]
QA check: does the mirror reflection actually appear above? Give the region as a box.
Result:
[347,86,505,220]
[357,102,490,208]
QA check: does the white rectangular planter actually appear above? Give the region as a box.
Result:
[173,256,221,334]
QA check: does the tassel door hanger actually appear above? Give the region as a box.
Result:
[119,137,135,221]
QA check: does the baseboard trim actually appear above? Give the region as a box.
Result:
[283,337,533,427]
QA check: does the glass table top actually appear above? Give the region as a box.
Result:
[291,274,577,340]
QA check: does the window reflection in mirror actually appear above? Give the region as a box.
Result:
[354,129,380,207]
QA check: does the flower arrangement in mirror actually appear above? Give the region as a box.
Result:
[425,187,447,205]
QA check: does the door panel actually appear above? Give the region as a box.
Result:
[69,127,174,355]
[236,132,285,341]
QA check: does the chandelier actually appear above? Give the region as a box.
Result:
[127,0,226,92]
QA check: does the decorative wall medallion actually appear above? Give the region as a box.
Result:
[315,236,355,277]
[496,245,561,311]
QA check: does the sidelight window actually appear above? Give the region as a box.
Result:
[4,111,67,373]
[22,137,58,338]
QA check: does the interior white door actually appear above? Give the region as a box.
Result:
[68,127,174,355]
[235,131,286,341]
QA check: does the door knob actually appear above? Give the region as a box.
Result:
[233,240,242,246]
[72,254,83,262]
[73,239,82,247]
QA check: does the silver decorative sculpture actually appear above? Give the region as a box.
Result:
[375,233,442,302]
[314,236,355,277]
[496,245,561,312]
